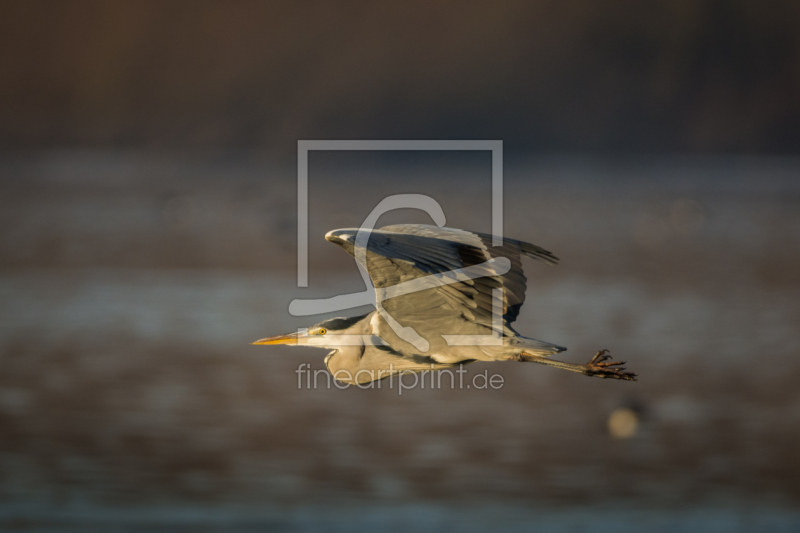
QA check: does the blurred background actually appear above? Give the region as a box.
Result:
[1,1,800,531]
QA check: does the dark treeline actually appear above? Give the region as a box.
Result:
[1,0,799,155]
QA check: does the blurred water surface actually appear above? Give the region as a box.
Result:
[1,153,799,531]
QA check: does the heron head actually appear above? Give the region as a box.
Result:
[251,314,369,349]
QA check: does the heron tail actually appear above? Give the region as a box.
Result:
[511,336,566,356]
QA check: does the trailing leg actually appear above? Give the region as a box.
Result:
[515,349,637,381]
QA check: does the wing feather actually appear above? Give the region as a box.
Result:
[325,224,558,330]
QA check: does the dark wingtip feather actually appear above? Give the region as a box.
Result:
[519,242,560,265]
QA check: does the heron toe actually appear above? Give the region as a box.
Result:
[584,351,637,381]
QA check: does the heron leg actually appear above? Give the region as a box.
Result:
[517,349,637,381]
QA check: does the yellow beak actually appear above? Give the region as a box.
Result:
[251,332,300,345]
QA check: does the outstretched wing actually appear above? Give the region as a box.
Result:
[389,224,558,324]
[324,224,558,359]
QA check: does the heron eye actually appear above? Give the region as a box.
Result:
[318,328,327,335]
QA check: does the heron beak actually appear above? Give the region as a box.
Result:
[251,332,300,345]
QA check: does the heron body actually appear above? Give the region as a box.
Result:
[254,224,636,384]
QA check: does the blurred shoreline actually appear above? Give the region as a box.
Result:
[2,502,800,532]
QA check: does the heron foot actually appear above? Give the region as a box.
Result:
[584,350,637,381]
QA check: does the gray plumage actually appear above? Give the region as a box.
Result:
[254,224,637,383]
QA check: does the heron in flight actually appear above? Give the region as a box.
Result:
[253,224,636,384]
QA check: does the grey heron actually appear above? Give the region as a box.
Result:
[254,224,636,384]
